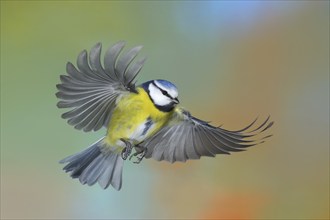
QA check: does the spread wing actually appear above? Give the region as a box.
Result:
[143,108,274,163]
[56,42,146,132]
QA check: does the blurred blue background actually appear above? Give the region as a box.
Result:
[1,1,329,219]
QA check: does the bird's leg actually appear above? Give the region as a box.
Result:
[134,149,147,164]
[120,138,134,160]
[129,147,143,161]
[129,145,148,164]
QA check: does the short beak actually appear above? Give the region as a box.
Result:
[173,98,180,104]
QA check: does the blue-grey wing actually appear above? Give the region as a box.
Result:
[143,108,273,163]
[56,42,146,132]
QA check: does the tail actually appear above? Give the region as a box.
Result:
[59,137,124,190]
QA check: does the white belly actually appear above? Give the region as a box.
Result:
[115,117,155,147]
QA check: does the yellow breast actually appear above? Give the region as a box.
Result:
[104,87,172,148]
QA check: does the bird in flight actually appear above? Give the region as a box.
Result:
[57,41,273,191]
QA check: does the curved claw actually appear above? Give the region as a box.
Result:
[133,148,147,164]
[120,138,133,160]
[129,151,140,161]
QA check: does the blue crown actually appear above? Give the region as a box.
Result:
[154,79,177,90]
[140,79,177,91]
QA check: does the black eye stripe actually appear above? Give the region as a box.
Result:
[161,89,172,98]
[152,81,173,99]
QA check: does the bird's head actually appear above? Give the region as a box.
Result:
[141,79,179,112]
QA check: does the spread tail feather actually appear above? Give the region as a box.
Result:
[59,137,124,190]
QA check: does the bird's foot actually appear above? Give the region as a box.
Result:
[120,139,133,160]
[129,146,147,164]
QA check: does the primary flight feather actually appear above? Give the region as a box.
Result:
[57,41,273,190]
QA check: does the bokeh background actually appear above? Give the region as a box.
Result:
[1,1,329,219]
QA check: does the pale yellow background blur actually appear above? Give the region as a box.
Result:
[1,1,329,219]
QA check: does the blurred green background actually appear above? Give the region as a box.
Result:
[1,1,329,219]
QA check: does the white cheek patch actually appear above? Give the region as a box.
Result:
[154,80,178,98]
[149,83,172,106]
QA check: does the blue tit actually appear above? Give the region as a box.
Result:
[56,41,273,190]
